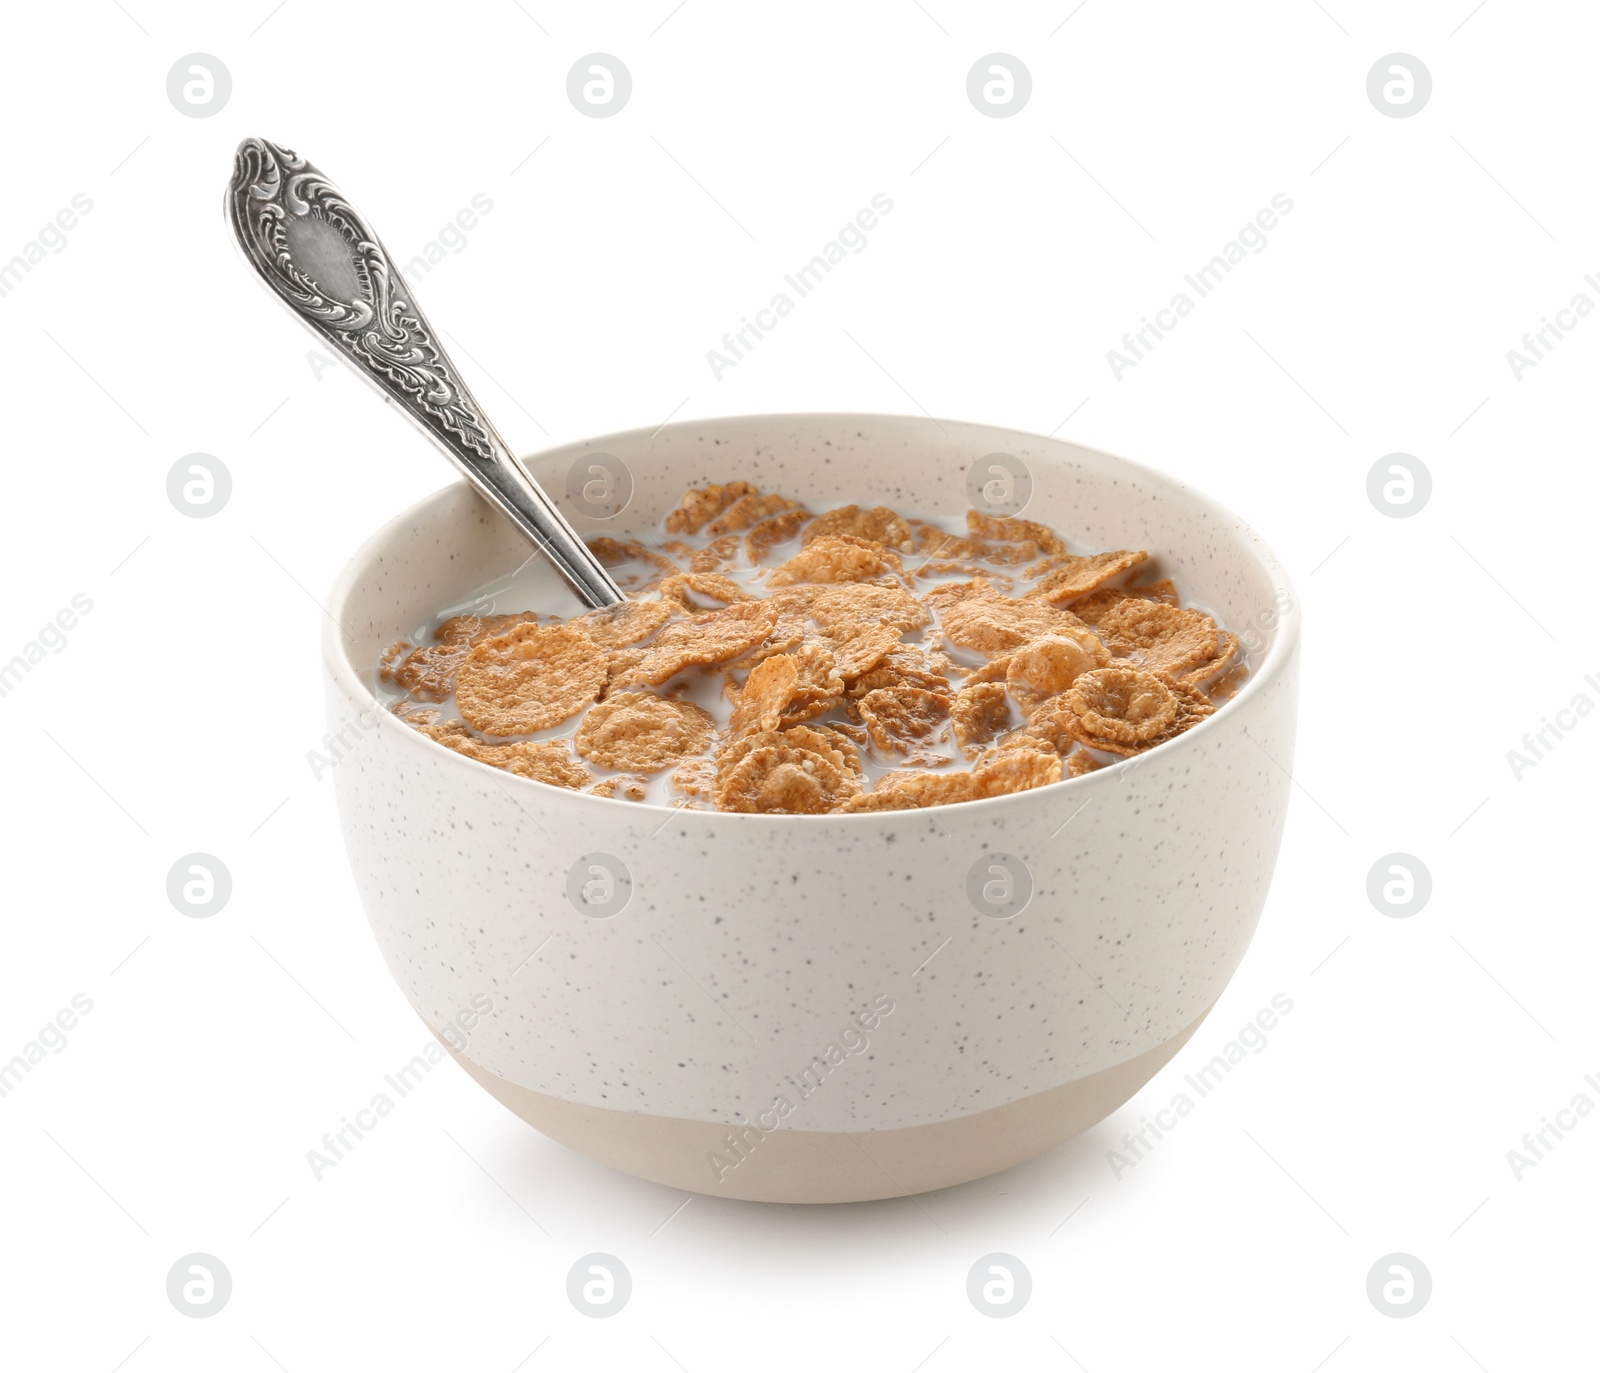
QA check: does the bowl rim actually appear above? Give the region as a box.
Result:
[324,412,1300,822]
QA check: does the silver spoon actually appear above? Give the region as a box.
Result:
[225,137,625,609]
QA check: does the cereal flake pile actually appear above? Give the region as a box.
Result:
[379,482,1248,813]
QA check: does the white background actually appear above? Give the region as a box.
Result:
[2,1,1595,1369]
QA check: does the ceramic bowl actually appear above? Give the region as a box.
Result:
[323,413,1299,1203]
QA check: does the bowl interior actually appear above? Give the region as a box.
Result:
[329,414,1295,714]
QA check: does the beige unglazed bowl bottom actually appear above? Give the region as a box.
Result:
[428,1001,1213,1204]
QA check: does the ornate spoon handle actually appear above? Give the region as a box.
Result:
[225,137,624,609]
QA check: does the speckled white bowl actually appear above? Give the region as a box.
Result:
[324,414,1299,1203]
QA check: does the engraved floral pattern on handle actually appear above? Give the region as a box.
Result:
[226,137,496,462]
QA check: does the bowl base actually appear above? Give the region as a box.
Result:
[431,1001,1214,1203]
